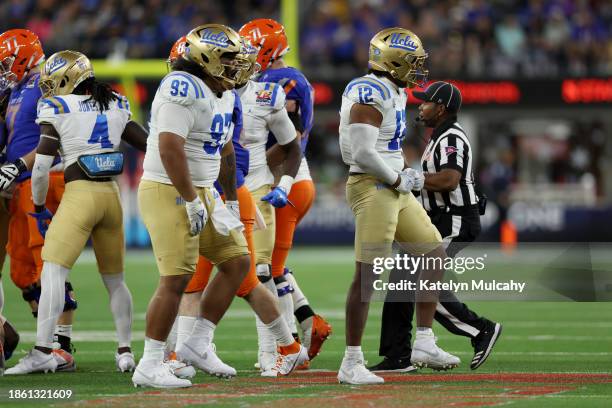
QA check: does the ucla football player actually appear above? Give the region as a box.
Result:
[0,29,81,371]
[240,18,332,367]
[337,28,460,384]
[164,36,307,379]
[5,50,147,375]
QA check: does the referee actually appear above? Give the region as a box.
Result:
[370,82,502,372]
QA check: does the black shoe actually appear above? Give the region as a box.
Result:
[471,321,502,370]
[368,356,417,373]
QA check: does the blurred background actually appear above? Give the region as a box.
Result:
[2,0,611,246]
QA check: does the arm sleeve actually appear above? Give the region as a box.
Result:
[350,123,398,185]
[268,108,296,146]
[31,153,55,206]
[156,103,195,138]
[438,134,466,172]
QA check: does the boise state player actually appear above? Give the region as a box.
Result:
[240,19,332,365]
[337,28,460,384]
[0,29,77,371]
[4,50,147,375]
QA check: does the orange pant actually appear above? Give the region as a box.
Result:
[185,184,258,297]
[8,173,65,289]
[271,180,315,278]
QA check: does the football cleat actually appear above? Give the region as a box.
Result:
[302,314,332,360]
[338,358,384,385]
[165,352,196,379]
[296,360,310,370]
[257,350,277,372]
[115,352,136,373]
[132,361,192,388]
[52,348,76,372]
[471,321,502,370]
[411,332,460,371]
[368,356,417,373]
[5,349,57,375]
[177,343,236,378]
[261,344,308,377]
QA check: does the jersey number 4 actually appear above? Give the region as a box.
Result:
[203,113,232,155]
[88,114,113,148]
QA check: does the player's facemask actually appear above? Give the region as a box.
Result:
[234,39,261,87]
[0,56,19,92]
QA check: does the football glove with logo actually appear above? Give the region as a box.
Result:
[28,208,54,238]
[261,187,288,208]
[185,196,207,236]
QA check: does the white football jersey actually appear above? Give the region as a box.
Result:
[35,93,131,167]
[339,73,408,174]
[142,71,235,188]
[235,80,294,191]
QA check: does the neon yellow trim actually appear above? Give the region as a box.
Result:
[281,0,300,69]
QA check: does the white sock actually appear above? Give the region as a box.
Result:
[176,315,197,351]
[277,292,295,334]
[142,337,165,365]
[285,273,309,310]
[0,278,4,313]
[184,317,215,350]
[416,327,433,337]
[345,345,363,360]
[166,318,178,355]
[36,262,70,349]
[102,273,133,348]
[265,316,294,347]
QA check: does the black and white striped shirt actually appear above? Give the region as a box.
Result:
[420,117,478,211]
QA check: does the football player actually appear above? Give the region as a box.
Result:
[0,29,77,370]
[337,27,460,384]
[4,50,146,375]
[239,18,332,365]
[165,36,307,378]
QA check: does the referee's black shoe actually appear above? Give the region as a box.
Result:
[470,320,502,370]
[368,356,417,373]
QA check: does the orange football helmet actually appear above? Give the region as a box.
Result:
[168,35,187,65]
[239,19,289,71]
[0,29,45,91]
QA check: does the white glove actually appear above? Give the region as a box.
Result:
[395,170,416,194]
[406,168,425,191]
[225,200,241,222]
[185,196,207,236]
[0,163,21,190]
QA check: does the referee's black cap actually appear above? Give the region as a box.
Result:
[413,81,462,113]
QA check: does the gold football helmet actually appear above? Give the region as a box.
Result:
[185,24,242,88]
[234,38,260,86]
[368,27,428,88]
[39,50,93,98]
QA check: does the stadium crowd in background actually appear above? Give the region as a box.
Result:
[1,0,610,79]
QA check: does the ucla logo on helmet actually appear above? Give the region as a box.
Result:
[388,33,418,51]
[200,29,229,48]
[47,56,67,74]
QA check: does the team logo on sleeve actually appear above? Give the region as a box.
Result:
[444,146,458,156]
[255,89,273,105]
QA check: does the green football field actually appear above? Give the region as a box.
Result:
[0,247,611,407]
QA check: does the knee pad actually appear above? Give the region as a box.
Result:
[273,275,294,297]
[22,284,41,317]
[256,264,272,283]
[63,281,78,312]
